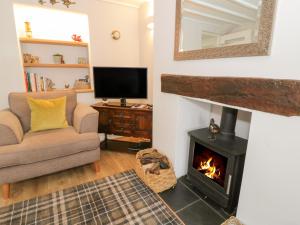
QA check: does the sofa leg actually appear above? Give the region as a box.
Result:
[93,161,100,174]
[2,184,10,200]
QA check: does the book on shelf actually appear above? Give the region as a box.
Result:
[24,72,46,92]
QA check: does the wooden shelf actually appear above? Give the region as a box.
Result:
[57,88,94,93]
[29,89,94,94]
[21,38,92,95]
[20,38,88,47]
[75,89,94,93]
[23,63,90,68]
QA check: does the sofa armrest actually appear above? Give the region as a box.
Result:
[73,104,99,134]
[0,110,23,146]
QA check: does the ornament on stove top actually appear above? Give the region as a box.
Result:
[208,118,220,141]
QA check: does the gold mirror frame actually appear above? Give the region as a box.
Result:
[174,0,277,60]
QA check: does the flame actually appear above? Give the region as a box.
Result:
[198,157,221,180]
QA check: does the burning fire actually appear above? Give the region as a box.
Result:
[198,157,221,180]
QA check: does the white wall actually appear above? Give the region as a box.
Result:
[153,1,300,225]
[88,1,140,68]
[139,1,154,103]
[0,0,24,109]
[181,18,203,51]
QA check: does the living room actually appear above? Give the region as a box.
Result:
[0,1,299,225]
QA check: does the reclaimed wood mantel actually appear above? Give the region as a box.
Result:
[161,74,300,116]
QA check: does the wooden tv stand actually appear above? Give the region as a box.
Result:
[92,102,152,150]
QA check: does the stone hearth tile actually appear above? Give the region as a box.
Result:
[177,200,225,225]
[159,181,200,211]
[179,176,231,219]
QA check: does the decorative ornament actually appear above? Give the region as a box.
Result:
[50,0,59,5]
[45,78,55,91]
[111,30,121,40]
[38,0,76,8]
[208,118,220,141]
[24,21,32,38]
[72,34,82,42]
[38,0,46,5]
[62,0,76,8]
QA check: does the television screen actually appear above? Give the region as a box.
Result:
[93,67,147,99]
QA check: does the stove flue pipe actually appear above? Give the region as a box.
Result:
[220,107,238,139]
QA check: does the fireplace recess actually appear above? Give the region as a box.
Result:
[187,107,248,213]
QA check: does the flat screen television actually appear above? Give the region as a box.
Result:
[93,67,147,106]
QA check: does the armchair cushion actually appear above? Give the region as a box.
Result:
[0,110,23,146]
[0,127,100,169]
[73,104,99,133]
[27,96,68,132]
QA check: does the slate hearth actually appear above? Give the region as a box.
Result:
[160,178,229,225]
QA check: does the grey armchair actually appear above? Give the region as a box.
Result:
[0,91,100,200]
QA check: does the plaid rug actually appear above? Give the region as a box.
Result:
[0,170,184,225]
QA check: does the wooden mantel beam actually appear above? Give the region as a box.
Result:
[161,74,300,116]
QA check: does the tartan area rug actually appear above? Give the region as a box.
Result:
[0,170,184,225]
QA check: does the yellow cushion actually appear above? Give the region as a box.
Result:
[27,96,68,132]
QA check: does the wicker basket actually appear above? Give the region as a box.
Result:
[135,149,177,193]
[221,217,243,225]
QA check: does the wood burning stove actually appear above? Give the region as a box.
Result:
[187,107,248,213]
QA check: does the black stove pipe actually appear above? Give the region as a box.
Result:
[220,107,238,139]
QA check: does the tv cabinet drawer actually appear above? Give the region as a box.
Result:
[112,116,135,124]
[134,131,151,139]
[112,122,135,129]
[92,102,153,141]
[111,128,133,136]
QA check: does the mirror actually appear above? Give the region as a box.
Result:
[174,0,277,60]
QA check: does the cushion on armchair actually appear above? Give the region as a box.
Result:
[27,96,68,132]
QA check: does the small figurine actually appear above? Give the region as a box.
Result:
[38,0,46,5]
[72,34,82,42]
[24,22,32,38]
[62,0,76,8]
[45,78,55,91]
[23,53,40,64]
[50,0,59,5]
[208,118,220,141]
[84,75,90,83]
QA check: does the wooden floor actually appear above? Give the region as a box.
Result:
[0,149,136,207]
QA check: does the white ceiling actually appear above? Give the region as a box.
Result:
[101,0,149,8]
[182,0,261,34]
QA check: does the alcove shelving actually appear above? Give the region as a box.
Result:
[20,37,93,93]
